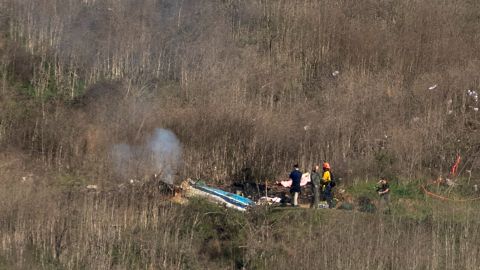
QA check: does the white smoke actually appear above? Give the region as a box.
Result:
[111,128,182,184]
[148,128,182,184]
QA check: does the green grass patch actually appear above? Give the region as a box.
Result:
[346,180,378,200]
[347,178,424,200]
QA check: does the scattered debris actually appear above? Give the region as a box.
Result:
[446,99,453,115]
[303,125,310,131]
[445,178,456,187]
[278,172,311,188]
[332,70,340,77]
[86,185,98,190]
[182,180,255,211]
[257,196,282,205]
[449,154,461,176]
[467,90,478,102]
[428,84,437,90]
[317,201,329,209]
[129,179,141,184]
[20,174,34,183]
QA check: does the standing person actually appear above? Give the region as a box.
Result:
[324,181,336,208]
[310,165,321,208]
[320,162,332,200]
[377,178,390,212]
[289,164,302,207]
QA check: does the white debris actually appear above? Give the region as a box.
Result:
[467,90,478,102]
[428,84,437,90]
[86,185,98,190]
[474,107,479,112]
[412,117,420,122]
[304,125,310,131]
[445,178,456,187]
[332,70,340,77]
[447,99,452,105]
[20,174,33,183]
[447,110,453,115]
[318,201,329,208]
[257,196,282,204]
[129,179,142,185]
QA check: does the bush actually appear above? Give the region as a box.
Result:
[357,196,377,213]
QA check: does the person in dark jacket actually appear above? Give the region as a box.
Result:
[310,165,321,208]
[376,178,390,212]
[324,181,336,208]
[289,164,302,207]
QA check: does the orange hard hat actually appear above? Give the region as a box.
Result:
[323,162,330,169]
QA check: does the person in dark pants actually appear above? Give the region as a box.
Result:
[320,162,332,200]
[289,164,302,207]
[377,178,390,212]
[324,181,336,208]
[310,165,321,208]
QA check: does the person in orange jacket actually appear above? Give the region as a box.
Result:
[320,162,332,200]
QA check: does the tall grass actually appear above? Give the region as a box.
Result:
[1,170,479,269]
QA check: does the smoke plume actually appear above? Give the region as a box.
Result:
[111,128,182,184]
[148,128,182,184]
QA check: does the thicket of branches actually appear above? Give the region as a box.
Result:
[2,1,480,269]
[1,0,480,183]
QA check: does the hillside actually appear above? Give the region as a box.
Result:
[1,0,480,269]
